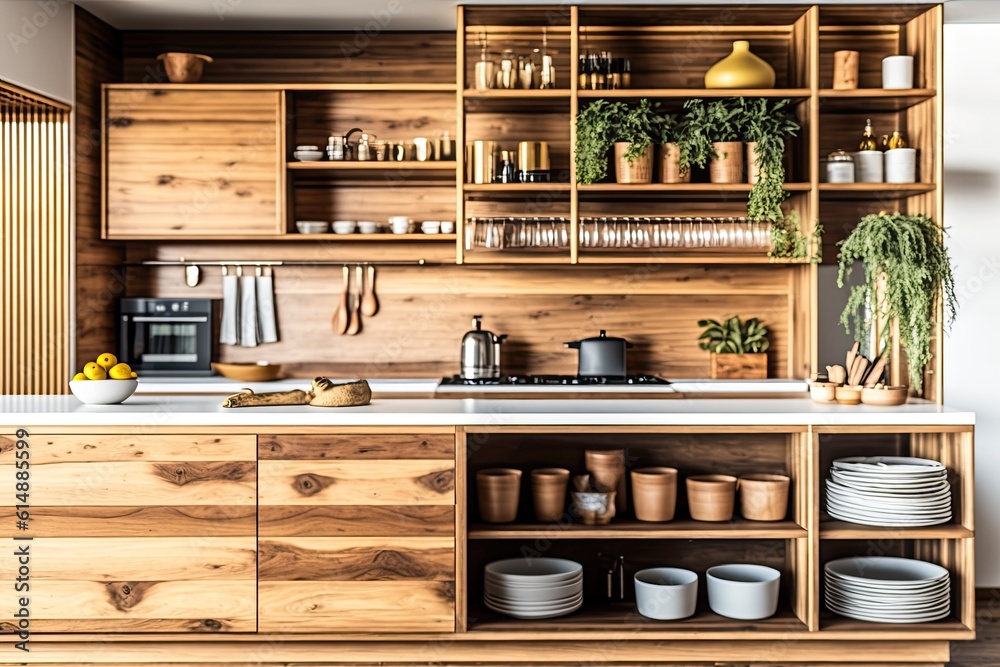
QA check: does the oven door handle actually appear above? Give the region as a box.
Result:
[129,316,209,323]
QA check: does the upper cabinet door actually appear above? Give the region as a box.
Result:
[104,88,282,238]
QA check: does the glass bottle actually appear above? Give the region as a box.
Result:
[887,131,907,149]
[859,119,878,151]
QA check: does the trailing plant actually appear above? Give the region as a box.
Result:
[574,99,664,184]
[837,212,958,392]
[675,98,715,172]
[769,211,822,262]
[617,98,665,164]
[742,97,800,223]
[697,316,770,354]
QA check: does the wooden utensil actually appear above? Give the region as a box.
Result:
[332,265,350,335]
[846,341,859,375]
[827,364,847,385]
[863,355,887,387]
[346,266,363,336]
[848,355,868,386]
[361,265,379,317]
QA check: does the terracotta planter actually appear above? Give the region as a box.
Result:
[157,52,213,83]
[658,143,690,184]
[531,467,570,522]
[738,473,790,522]
[476,468,521,523]
[709,141,744,184]
[631,467,678,522]
[614,142,653,184]
[585,448,627,514]
[711,352,767,380]
[572,490,617,525]
[686,474,737,522]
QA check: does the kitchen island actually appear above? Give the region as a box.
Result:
[0,396,975,666]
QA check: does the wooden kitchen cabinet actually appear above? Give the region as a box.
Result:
[0,433,257,633]
[257,432,458,633]
[103,88,282,238]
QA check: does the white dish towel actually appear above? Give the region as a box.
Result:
[256,267,279,344]
[239,272,259,347]
[220,267,240,345]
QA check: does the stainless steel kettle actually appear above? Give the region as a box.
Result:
[461,315,507,379]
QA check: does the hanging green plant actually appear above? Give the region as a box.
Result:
[575,99,665,184]
[837,212,958,392]
[769,211,822,262]
[674,98,715,173]
[741,97,799,223]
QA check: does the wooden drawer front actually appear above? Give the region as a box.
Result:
[259,537,454,581]
[259,505,454,537]
[259,434,455,460]
[258,460,454,506]
[0,434,255,463]
[105,89,281,237]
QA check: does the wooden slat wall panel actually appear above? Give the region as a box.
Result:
[75,7,125,369]
[258,537,455,580]
[0,433,255,463]
[0,82,71,395]
[258,505,455,537]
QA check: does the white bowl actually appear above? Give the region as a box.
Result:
[485,558,582,584]
[293,150,324,162]
[357,221,379,234]
[634,567,698,620]
[440,220,455,234]
[421,221,441,235]
[388,216,412,225]
[296,221,328,234]
[69,379,138,405]
[332,220,357,235]
[706,564,781,620]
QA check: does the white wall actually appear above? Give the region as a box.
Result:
[943,23,1000,587]
[0,0,74,104]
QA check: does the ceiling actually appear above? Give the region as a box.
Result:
[72,0,1000,30]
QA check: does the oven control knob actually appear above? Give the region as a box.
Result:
[171,303,180,312]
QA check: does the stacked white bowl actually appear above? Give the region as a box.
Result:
[484,558,583,619]
[825,456,951,526]
[825,556,951,623]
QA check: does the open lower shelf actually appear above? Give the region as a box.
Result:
[819,521,973,540]
[468,602,807,635]
[818,88,936,112]
[469,518,806,539]
[287,161,457,171]
[282,233,456,242]
[819,183,936,199]
[819,613,973,640]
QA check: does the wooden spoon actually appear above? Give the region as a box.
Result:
[332,265,350,335]
[346,265,362,336]
[361,265,379,317]
[864,356,887,387]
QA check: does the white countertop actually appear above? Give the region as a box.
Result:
[135,376,439,395]
[0,395,974,428]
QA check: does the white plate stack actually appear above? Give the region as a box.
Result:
[825,456,951,526]
[825,556,951,623]
[484,558,584,619]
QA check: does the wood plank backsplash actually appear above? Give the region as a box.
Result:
[127,254,796,379]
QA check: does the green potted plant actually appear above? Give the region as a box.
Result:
[575,99,625,185]
[697,316,770,379]
[575,99,664,185]
[655,112,688,183]
[741,98,800,220]
[613,98,663,184]
[837,212,958,393]
[705,99,744,184]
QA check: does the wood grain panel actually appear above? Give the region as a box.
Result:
[258,581,455,633]
[291,182,456,227]
[0,506,256,537]
[258,460,454,505]
[258,537,454,581]
[105,88,282,237]
[258,505,455,537]
[0,434,255,463]
[0,538,255,580]
[3,461,256,505]
[259,434,454,459]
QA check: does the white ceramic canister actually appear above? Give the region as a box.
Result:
[826,150,855,183]
[882,55,914,89]
[853,151,884,183]
[884,148,917,183]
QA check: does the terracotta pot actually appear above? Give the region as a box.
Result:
[585,449,627,514]
[658,143,690,184]
[571,490,616,525]
[686,474,737,522]
[614,142,653,184]
[631,467,678,522]
[738,473,790,522]
[531,467,570,522]
[709,141,744,184]
[157,52,213,84]
[476,468,522,523]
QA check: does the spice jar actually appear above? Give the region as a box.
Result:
[826,149,855,183]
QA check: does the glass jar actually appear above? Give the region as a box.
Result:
[826,149,855,183]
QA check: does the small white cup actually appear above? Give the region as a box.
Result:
[882,55,914,89]
[421,220,441,235]
[853,151,884,183]
[440,220,455,234]
[332,220,357,235]
[884,148,917,183]
[357,220,378,234]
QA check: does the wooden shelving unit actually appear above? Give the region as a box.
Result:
[469,518,807,539]
[287,161,457,171]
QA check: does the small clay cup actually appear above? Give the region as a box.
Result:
[738,473,790,521]
[631,467,678,522]
[585,449,627,514]
[686,474,737,522]
[477,468,521,523]
[531,467,570,522]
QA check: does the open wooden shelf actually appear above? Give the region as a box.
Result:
[819,182,936,200]
[464,183,572,192]
[819,521,973,540]
[819,614,974,640]
[470,518,806,539]
[575,253,793,265]
[819,88,936,112]
[281,233,456,242]
[577,182,810,194]
[464,89,572,99]
[578,88,812,100]
[287,161,457,171]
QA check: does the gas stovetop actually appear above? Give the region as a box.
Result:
[438,374,672,390]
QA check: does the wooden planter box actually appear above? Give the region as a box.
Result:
[711,353,767,380]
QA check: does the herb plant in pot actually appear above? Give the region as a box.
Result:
[575,99,622,185]
[705,99,744,184]
[613,98,663,184]
[837,212,957,393]
[656,113,689,183]
[575,99,664,185]
[698,316,770,380]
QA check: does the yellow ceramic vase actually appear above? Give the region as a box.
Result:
[704,40,776,89]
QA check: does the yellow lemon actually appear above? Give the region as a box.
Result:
[130,371,138,378]
[83,362,107,380]
[72,372,87,382]
[109,363,133,380]
[96,353,118,370]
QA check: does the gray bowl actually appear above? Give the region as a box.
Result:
[634,567,698,620]
[706,564,781,620]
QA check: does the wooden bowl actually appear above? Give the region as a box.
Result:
[834,385,863,405]
[157,53,213,83]
[212,362,282,382]
[810,381,838,403]
[861,386,909,406]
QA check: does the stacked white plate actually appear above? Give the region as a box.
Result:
[825,456,952,526]
[825,556,951,623]
[484,558,584,619]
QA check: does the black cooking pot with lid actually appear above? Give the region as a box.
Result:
[564,330,633,378]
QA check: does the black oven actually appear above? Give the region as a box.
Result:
[119,298,214,375]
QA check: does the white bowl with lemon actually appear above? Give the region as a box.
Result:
[69,353,138,405]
